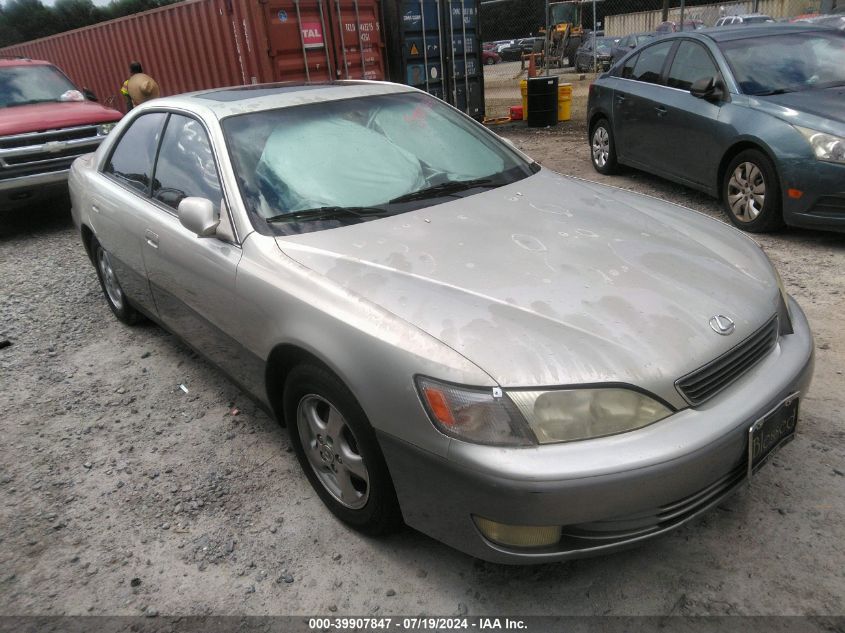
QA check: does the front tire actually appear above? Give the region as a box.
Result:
[90,236,142,325]
[284,364,402,536]
[722,149,784,232]
[590,118,618,175]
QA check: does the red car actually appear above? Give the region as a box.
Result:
[482,49,501,65]
[1,57,122,210]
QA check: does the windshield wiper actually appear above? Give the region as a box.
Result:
[389,178,500,204]
[265,205,390,224]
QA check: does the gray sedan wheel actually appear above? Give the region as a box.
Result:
[722,149,784,233]
[284,364,402,535]
[590,118,618,175]
[90,236,142,325]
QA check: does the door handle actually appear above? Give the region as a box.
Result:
[91,205,100,214]
[144,229,159,249]
[655,106,668,116]
[615,94,627,103]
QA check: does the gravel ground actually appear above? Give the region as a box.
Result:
[1,126,844,619]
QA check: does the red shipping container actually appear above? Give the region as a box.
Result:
[0,0,386,112]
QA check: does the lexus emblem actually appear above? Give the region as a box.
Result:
[709,315,735,336]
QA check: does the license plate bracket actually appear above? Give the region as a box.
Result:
[748,392,799,477]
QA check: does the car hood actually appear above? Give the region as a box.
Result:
[750,86,845,135]
[275,171,780,403]
[0,101,122,136]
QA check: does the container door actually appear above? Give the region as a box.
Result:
[444,0,484,119]
[261,0,336,82]
[400,0,447,100]
[327,0,386,80]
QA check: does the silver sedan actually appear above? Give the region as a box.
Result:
[69,82,814,563]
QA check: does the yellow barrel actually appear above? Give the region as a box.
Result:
[520,79,528,118]
[558,82,572,121]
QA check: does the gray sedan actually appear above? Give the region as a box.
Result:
[70,81,813,563]
[588,25,845,232]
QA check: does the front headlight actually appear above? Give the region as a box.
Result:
[509,388,671,443]
[416,377,673,445]
[97,122,117,136]
[796,126,845,164]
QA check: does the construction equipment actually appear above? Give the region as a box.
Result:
[541,1,584,68]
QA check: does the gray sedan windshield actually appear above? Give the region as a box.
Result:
[222,92,535,235]
[719,31,845,95]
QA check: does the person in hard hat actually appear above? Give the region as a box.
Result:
[126,72,160,107]
[121,61,144,112]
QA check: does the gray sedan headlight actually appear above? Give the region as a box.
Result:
[416,377,672,446]
[509,388,671,443]
[796,126,845,164]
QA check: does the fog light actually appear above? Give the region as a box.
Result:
[473,516,561,548]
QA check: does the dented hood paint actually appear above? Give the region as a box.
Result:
[275,170,780,403]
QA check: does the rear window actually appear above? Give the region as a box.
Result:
[630,40,674,83]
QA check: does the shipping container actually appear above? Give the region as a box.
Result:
[382,0,485,119]
[0,0,386,111]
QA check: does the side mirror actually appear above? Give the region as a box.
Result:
[178,197,219,237]
[82,88,98,102]
[690,76,725,102]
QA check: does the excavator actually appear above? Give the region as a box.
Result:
[540,1,584,68]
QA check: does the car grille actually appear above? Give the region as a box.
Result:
[559,462,747,547]
[0,125,103,181]
[809,195,845,217]
[675,315,779,406]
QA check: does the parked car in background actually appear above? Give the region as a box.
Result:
[793,14,845,29]
[494,39,516,53]
[70,80,813,563]
[610,32,656,63]
[574,35,618,72]
[588,25,845,233]
[0,56,122,211]
[715,14,775,26]
[482,49,501,65]
[499,37,544,61]
[656,19,706,33]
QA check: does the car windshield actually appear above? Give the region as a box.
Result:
[0,65,80,108]
[595,37,615,52]
[720,30,845,95]
[223,91,535,235]
[635,34,656,45]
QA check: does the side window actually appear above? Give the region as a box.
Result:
[621,53,639,79]
[631,41,674,84]
[104,112,166,194]
[152,114,223,211]
[667,41,720,90]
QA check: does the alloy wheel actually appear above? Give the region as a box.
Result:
[727,161,766,223]
[97,248,124,310]
[592,126,610,168]
[296,394,370,510]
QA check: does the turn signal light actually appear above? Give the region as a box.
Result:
[422,387,456,426]
[473,516,562,548]
[787,189,803,199]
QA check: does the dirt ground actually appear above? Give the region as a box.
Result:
[1,118,844,621]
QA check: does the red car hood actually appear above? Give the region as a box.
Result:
[0,101,122,136]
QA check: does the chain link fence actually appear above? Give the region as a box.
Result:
[480,0,839,121]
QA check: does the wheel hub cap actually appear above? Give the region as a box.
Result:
[727,161,765,223]
[97,249,124,309]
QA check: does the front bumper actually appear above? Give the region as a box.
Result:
[0,169,70,209]
[780,159,845,232]
[380,298,814,564]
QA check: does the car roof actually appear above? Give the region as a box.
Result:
[137,80,417,120]
[670,23,832,42]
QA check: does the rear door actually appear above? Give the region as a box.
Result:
[91,112,167,314]
[612,39,675,167]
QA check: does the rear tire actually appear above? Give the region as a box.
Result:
[90,235,142,325]
[590,118,619,175]
[284,364,402,536]
[722,149,784,232]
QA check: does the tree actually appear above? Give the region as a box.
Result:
[53,0,103,33]
[1,0,56,43]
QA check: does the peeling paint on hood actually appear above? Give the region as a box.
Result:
[275,170,781,405]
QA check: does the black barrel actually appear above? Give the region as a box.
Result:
[526,76,559,128]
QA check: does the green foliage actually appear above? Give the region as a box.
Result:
[0,0,181,48]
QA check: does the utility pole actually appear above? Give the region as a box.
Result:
[661,0,670,22]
